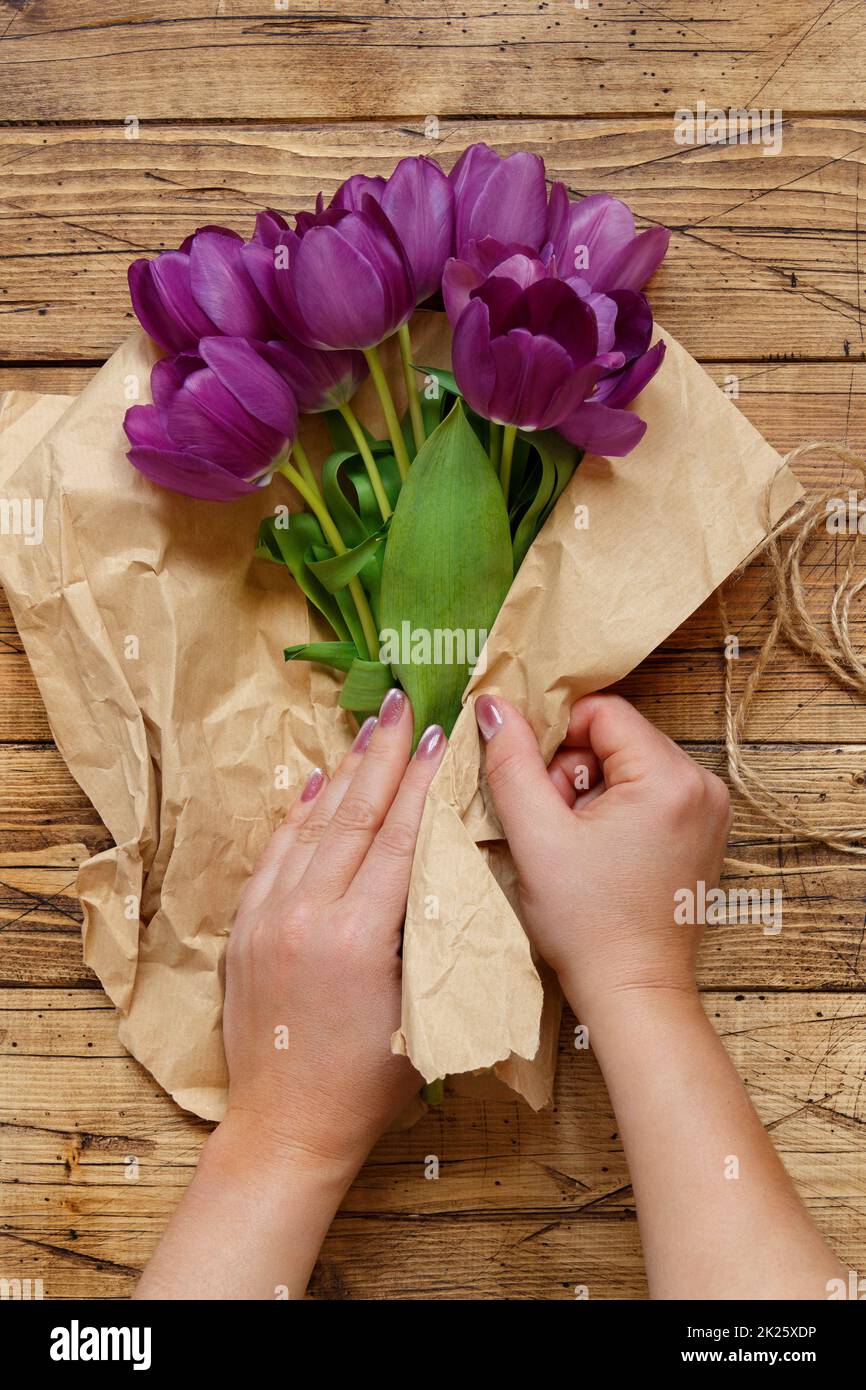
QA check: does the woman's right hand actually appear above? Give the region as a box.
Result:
[474,691,732,1025]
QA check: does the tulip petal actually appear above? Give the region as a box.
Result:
[451,296,497,416]
[464,151,548,253]
[127,445,260,500]
[597,340,666,409]
[442,255,485,325]
[329,173,387,212]
[293,224,388,348]
[240,239,304,338]
[123,402,176,451]
[189,231,275,338]
[178,225,242,255]
[200,337,299,439]
[487,329,574,429]
[129,254,218,354]
[381,155,454,301]
[167,367,283,475]
[558,400,647,456]
[518,278,599,367]
[148,354,194,410]
[252,209,292,249]
[264,339,367,413]
[597,225,671,293]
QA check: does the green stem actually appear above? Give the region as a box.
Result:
[397,322,425,453]
[292,438,320,497]
[337,403,393,523]
[277,459,379,661]
[363,341,412,481]
[500,424,517,505]
[422,1078,445,1106]
[488,421,502,475]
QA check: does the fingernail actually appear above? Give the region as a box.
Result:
[416,724,446,760]
[353,716,377,753]
[475,694,504,741]
[379,687,406,727]
[301,767,325,801]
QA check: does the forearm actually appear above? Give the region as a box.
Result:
[577,986,844,1301]
[134,1116,354,1300]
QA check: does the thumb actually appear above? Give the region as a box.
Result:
[475,694,570,864]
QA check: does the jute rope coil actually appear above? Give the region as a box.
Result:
[717,441,866,856]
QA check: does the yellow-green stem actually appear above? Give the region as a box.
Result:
[277,459,379,660]
[363,341,411,481]
[397,322,426,453]
[292,438,320,497]
[500,424,517,505]
[488,421,502,474]
[337,403,392,522]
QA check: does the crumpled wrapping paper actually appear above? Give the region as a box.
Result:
[0,316,800,1118]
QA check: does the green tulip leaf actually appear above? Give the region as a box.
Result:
[379,399,513,743]
[414,365,461,401]
[284,641,358,673]
[307,525,389,595]
[338,658,394,714]
[255,513,349,641]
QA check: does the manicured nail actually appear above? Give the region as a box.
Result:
[353,716,377,753]
[301,767,325,801]
[379,687,406,727]
[475,694,504,741]
[416,724,446,760]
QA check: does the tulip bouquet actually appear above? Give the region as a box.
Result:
[123,144,669,743]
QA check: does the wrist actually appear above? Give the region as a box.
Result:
[200,1108,361,1206]
[564,977,705,1041]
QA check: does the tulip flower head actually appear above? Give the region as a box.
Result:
[123,339,298,501]
[450,143,549,257]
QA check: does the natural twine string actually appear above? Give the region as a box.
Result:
[717,441,866,856]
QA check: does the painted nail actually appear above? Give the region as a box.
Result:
[301,767,325,801]
[416,724,446,760]
[353,716,377,753]
[475,694,504,741]
[379,687,406,727]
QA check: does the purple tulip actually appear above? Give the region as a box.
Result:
[123,340,298,501]
[450,143,548,257]
[321,159,454,305]
[253,337,368,414]
[286,197,416,350]
[128,229,232,354]
[442,237,555,325]
[546,184,670,295]
[128,224,280,353]
[328,174,387,214]
[452,276,619,434]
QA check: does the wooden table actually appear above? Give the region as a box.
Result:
[1,2,865,1300]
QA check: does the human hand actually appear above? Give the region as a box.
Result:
[475,691,731,1027]
[222,688,445,1181]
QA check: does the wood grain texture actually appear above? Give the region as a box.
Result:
[1,119,865,361]
[0,2,863,122]
[1,9,865,1301]
[1,990,863,1300]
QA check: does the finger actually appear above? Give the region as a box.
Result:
[547,746,601,807]
[349,722,447,916]
[283,715,378,881]
[563,693,683,787]
[475,693,571,865]
[572,779,605,815]
[238,764,330,917]
[298,687,414,902]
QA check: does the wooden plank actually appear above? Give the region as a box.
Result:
[1,989,863,1299]
[1,119,864,361]
[0,2,863,122]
